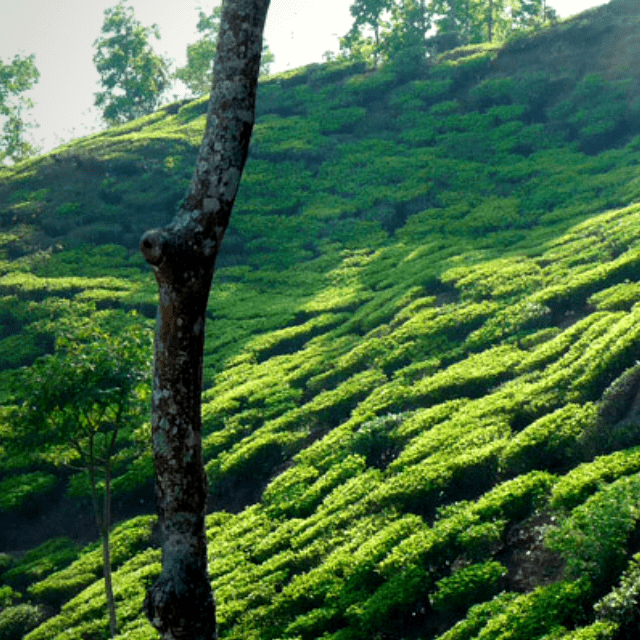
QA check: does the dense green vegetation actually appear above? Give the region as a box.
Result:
[3,1,640,638]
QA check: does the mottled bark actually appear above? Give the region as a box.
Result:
[140,1,271,638]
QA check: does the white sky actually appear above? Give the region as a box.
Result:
[0,0,607,154]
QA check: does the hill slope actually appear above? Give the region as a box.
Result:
[3,1,640,639]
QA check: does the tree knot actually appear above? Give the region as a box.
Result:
[140,229,169,268]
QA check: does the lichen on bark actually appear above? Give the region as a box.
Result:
[141,1,271,638]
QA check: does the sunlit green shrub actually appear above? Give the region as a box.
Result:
[54,202,80,217]
[465,300,551,349]
[473,471,555,522]
[251,115,329,158]
[0,332,47,369]
[374,440,503,517]
[456,520,506,562]
[442,255,543,302]
[264,455,368,519]
[469,77,517,109]
[548,74,631,152]
[342,68,398,105]
[539,621,619,639]
[354,564,430,634]
[456,580,591,640]
[595,363,640,429]
[292,455,367,518]
[262,463,321,517]
[316,107,366,133]
[0,471,57,510]
[0,604,42,640]
[429,561,507,612]
[26,516,154,607]
[516,313,611,375]
[589,281,640,311]
[500,403,598,476]
[550,447,640,511]
[0,585,16,608]
[435,592,519,640]
[350,413,404,468]
[27,572,96,608]
[0,554,13,577]
[284,604,339,638]
[595,552,640,631]
[2,537,78,589]
[208,429,306,492]
[546,474,640,586]
[392,404,509,470]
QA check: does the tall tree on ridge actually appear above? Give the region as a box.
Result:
[0,53,40,163]
[93,0,171,125]
[175,4,274,97]
[343,0,394,66]
[140,0,271,638]
[385,0,432,69]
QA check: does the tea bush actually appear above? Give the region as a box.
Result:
[595,552,640,630]
[546,474,640,587]
[500,403,598,476]
[0,604,42,640]
[435,592,520,640]
[456,580,591,640]
[540,622,619,640]
[550,447,640,511]
[429,561,507,612]
[0,472,57,510]
[2,537,78,589]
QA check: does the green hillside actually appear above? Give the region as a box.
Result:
[3,0,640,638]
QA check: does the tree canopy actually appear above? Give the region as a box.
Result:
[93,0,171,126]
[174,4,274,97]
[341,0,558,65]
[10,318,151,638]
[0,53,40,164]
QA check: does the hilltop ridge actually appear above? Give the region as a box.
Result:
[1,0,640,264]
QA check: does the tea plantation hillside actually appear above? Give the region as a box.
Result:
[4,0,640,638]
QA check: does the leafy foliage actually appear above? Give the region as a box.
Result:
[9,318,151,472]
[0,604,42,640]
[174,5,274,97]
[93,0,171,125]
[0,471,56,511]
[429,561,507,612]
[0,53,40,163]
[2,537,79,589]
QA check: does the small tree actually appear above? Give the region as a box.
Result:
[93,0,171,125]
[175,4,274,97]
[10,320,151,638]
[342,0,393,66]
[383,0,432,70]
[0,53,40,163]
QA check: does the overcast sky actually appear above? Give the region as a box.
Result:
[0,0,608,154]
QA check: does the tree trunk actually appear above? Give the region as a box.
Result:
[103,442,117,638]
[141,1,271,638]
[374,20,380,67]
[102,524,117,638]
[488,0,494,42]
[86,439,117,637]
